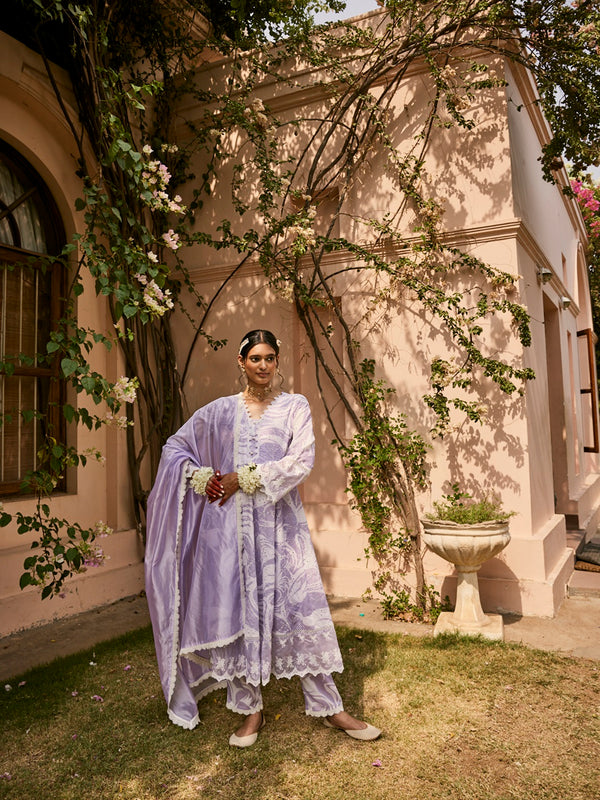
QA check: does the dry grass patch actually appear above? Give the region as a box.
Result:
[0,626,599,800]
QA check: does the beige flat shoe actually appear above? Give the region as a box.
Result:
[323,717,382,741]
[229,712,265,748]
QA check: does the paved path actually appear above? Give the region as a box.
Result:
[329,595,600,661]
[1,593,600,682]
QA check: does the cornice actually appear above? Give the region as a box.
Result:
[185,217,566,292]
[0,31,79,139]
[507,59,587,243]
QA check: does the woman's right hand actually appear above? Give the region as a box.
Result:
[206,471,225,503]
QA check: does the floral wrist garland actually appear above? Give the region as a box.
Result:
[189,466,214,496]
[238,463,262,495]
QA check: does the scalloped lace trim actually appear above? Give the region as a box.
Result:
[168,707,200,730]
[306,705,344,718]
[193,680,227,703]
[180,630,244,660]
[166,460,190,709]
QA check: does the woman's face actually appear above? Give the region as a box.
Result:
[239,343,278,389]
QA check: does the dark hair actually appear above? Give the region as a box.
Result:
[238,330,280,359]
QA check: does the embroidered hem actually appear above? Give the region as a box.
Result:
[166,461,190,711]
[180,629,245,659]
[168,707,200,730]
[305,705,344,718]
[226,699,264,715]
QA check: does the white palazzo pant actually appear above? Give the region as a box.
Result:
[226,673,344,717]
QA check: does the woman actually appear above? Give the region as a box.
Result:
[145,329,380,746]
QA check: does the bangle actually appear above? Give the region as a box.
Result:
[189,466,214,496]
[238,463,262,495]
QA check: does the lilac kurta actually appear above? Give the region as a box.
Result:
[145,392,343,729]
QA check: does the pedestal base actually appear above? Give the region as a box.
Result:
[433,611,505,641]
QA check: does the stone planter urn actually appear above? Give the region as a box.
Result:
[421,518,510,641]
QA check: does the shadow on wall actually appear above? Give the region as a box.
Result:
[342,280,526,502]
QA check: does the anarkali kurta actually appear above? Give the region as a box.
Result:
[145,392,344,729]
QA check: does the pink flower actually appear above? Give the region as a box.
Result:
[372,759,382,767]
[91,694,104,702]
[124,665,132,672]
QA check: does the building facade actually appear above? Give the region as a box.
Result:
[0,12,598,635]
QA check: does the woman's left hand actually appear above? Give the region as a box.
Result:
[216,472,240,506]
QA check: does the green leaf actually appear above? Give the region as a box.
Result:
[61,358,79,377]
[62,404,77,423]
[81,376,98,393]
[20,573,35,589]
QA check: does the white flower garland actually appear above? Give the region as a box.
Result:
[189,466,214,496]
[238,463,262,495]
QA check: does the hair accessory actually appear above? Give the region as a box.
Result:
[238,338,250,355]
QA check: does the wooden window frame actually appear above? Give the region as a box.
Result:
[577,328,600,454]
[0,141,66,496]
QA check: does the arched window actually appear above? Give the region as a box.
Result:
[0,140,65,495]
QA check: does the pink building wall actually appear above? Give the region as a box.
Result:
[0,10,598,634]
[0,33,143,636]
[172,23,599,617]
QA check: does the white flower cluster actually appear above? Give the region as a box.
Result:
[439,65,457,84]
[113,376,138,404]
[238,463,262,495]
[277,281,295,303]
[140,145,186,215]
[189,466,215,496]
[136,276,174,317]
[289,221,317,256]
[94,520,113,537]
[103,412,130,429]
[244,97,269,128]
[162,229,181,250]
[82,542,107,568]
[83,448,106,464]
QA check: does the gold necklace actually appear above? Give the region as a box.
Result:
[245,384,273,402]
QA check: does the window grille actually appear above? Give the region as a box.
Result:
[0,141,65,494]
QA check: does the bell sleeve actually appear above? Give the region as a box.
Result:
[257,394,315,504]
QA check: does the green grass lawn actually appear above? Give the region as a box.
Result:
[1,625,599,800]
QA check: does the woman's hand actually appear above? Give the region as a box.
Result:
[206,471,239,505]
[216,472,239,506]
[206,471,224,503]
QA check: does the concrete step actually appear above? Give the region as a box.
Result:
[569,566,600,598]
[567,530,600,598]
